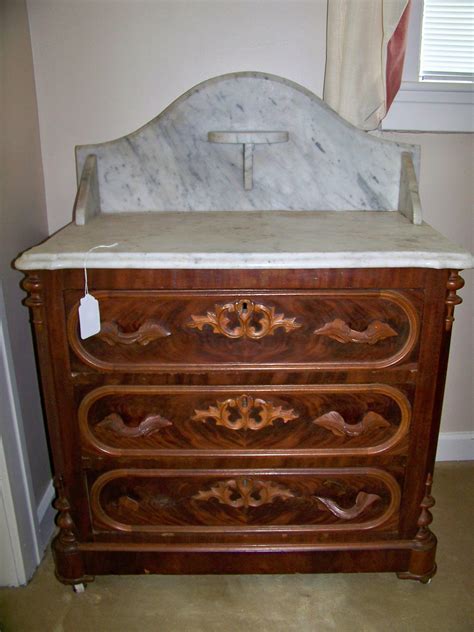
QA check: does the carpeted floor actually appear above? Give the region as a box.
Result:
[0,461,473,632]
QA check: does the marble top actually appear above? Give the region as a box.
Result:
[75,72,420,214]
[15,211,473,270]
[16,74,471,272]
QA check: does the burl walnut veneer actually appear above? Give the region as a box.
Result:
[16,74,472,588]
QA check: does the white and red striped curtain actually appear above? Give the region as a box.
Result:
[324,0,411,130]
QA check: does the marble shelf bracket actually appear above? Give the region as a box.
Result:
[74,154,101,226]
[398,152,422,225]
[208,131,289,191]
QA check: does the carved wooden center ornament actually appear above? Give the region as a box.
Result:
[192,394,298,431]
[187,299,301,339]
[193,478,294,508]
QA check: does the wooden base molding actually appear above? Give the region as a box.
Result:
[49,537,438,583]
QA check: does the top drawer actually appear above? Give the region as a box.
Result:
[65,290,421,372]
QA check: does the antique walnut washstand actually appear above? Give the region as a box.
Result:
[15,73,473,590]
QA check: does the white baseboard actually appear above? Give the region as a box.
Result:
[36,480,55,553]
[436,432,474,462]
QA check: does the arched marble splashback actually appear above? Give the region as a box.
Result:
[75,72,419,213]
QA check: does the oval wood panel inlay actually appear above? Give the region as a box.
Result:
[66,289,420,372]
[89,467,401,534]
[79,384,411,457]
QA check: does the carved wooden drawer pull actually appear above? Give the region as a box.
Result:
[315,491,381,520]
[192,394,298,431]
[117,495,140,512]
[313,411,390,437]
[313,318,397,344]
[96,412,172,437]
[193,478,294,508]
[97,319,170,346]
[187,299,301,339]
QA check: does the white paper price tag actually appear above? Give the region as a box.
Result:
[78,293,101,339]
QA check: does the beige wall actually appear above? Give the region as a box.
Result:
[27,0,327,234]
[1,0,51,501]
[27,1,473,433]
[382,132,473,434]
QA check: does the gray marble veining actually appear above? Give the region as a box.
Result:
[75,72,420,214]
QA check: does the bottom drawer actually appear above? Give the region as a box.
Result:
[89,468,401,534]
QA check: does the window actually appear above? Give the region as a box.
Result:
[420,0,474,83]
[382,0,474,131]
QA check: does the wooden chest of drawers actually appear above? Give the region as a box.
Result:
[22,266,464,586]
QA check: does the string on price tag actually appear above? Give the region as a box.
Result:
[78,243,118,339]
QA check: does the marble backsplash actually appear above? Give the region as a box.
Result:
[75,72,420,213]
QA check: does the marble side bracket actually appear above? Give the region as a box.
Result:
[74,154,101,226]
[398,152,422,225]
[208,131,289,191]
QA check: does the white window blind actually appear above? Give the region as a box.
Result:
[420,0,474,82]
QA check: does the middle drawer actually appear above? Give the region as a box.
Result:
[79,384,411,458]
